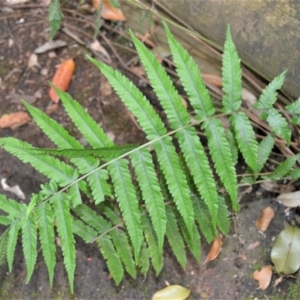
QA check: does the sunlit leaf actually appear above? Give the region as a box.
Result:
[152,285,191,300]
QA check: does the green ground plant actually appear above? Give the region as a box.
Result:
[0,23,300,292]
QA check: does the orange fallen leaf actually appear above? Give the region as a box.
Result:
[93,0,126,21]
[202,73,222,87]
[253,265,272,290]
[255,206,275,232]
[49,59,75,103]
[204,235,222,263]
[0,111,31,129]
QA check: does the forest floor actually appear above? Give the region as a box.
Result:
[0,1,299,299]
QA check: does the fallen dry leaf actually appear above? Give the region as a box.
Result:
[277,191,300,208]
[242,87,257,107]
[49,59,75,103]
[93,0,126,21]
[1,178,25,200]
[253,265,272,290]
[100,77,112,97]
[204,236,222,263]
[273,276,283,287]
[247,241,260,250]
[27,53,39,69]
[255,206,275,232]
[0,111,31,129]
[202,73,222,87]
[152,285,191,300]
[34,40,67,54]
[89,40,111,63]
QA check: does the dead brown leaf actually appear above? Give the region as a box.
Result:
[255,206,275,232]
[277,191,300,208]
[0,111,31,129]
[253,265,272,290]
[204,236,222,263]
[202,73,222,87]
[93,0,126,21]
[273,276,283,287]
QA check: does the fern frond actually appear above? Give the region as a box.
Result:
[51,193,75,293]
[88,55,195,234]
[192,196,216,243]
[104,206,137,278]
[72,218,98,243]
[266,108,291,144]
[108,160,143,260]
[203,118,238,209]
[230,112,258,171]
[165,206,186,268]
[22,213,37,283]
[138,241,150,276]
[217,196,230,235]
[256,133,275,173]
[56,89,113,148]
[263,154,300,180]
[7,220,22,272]
[226,129,239,165]
[36,202,56,287]
[0,216,11,226]
[0,229,9,266]
[23,100,112,203]
[0,138,78,186]
[97,236,124,285]
[255,71,287,109]
[130,148,166,251]
[69,182,82,207]
[178,217,201,263]
[286,98,300,125]
[141,213,163,275]
[222,26,242,113]
[163,22,214,119]
[0,194,26,218]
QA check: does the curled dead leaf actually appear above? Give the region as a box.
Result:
[204,236,222,263]
[0,111,31,129]
[255,206,275,232]
[277,191,300,208]
[93,0,126,21]
[49,59,75,103]
[152,285,191,300]
[253,265,272,290]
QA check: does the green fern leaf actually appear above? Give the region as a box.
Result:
[222,26,242,113]
[230,112,258,171]
[0,194,25,218]
[225,128,239,165]
[97,236,124,285]
[72,218,97,243]
[256,133,275,173]
[217,196,230,235]
[88,56,195,233]
[23,100,112,203]
[73,204,111,233]
[130,148,166,251]
[266,108,291,144]
[0,229,9,266]
[104,206,137,278]
[178,217,201,263]
[141,214,163,275]
[69,182,82,207]
[138,241,150,276]
[0,216,11,226]
[192,196,216,243]
[22,213,37,283]
[263,154,300,180]
[288,168,300,180]
[165,206,186,268]
[286,98,300,125]
[108,160,143,260]
[36,202,56,288]
[7,220,22,272]
[48,0,63,39]
[255,71,287,109]
[163,22,214,119]
[0,138,78,186]
[203,118,238,209]
[51,193,75,293]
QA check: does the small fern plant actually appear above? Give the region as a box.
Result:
[0,23,300,292]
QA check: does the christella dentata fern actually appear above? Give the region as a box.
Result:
[0,23,299,292]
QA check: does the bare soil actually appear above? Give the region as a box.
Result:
[0,2,298,299]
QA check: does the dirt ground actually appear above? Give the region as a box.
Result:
[0,2,299,299]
